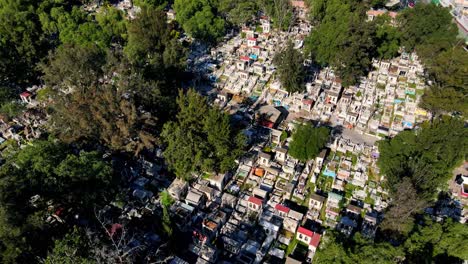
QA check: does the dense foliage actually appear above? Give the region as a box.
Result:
[304,0,376,86]
[314,232,403,264]
[162,89,246,179]
[315,218,468,263]
[258,0,293,31]
[397,4,468,115]
[42,45,159,154]
[0,139,113,262]
[288,124,330,162]
[273,41,306,94]
[174,0,226,42]
[378,117,467,233]
[218,0,259,26]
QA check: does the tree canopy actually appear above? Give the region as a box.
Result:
[273,41,306,94]
[377,117,467,233]
[217,0,258,26]
[314,231,403,264]
[162,89,245,179]
[304,0,376,86]
[315,218,468,263]
[398,4,457,53]
[42,45,159,154]
[174,0,225,42]
[258,0,294,31]
[0,139,113,262]
[397,3,466,115]
[288,124,330,162]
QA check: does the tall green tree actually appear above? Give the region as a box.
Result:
[378,117,467,197]
[404,218,468,263]
[124,6,186,99]
[44,228,95,264]
[42,45,158,154]
[0,0,47,85]
[288,124,330,162]
[374,15,400,60]
[217,0,258,26]
[162,89,245,179]
[0,139,113,263]
[258,0,293,31]
[398,3,457,54]
[378,117,467,233]
[397,4,466,115]
[314,231,403,264]
[174,0,225,42]
[273,41,306,93]
[304,0,375,86]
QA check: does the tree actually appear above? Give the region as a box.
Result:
[217,0,258,26]
[162,89,245,179]
[421,47,468,116]
[41,43,106,90]
[0,101,26,122]
[174,0,225,42]
[378,117,467,198]
[44,228,95,264]
[124,6,186,100]
[0,0,48,85]
[133,0,167,8]
[304,0,376,86]
[397,4,466,116]
[0,139,113,263]
[314,231,403,264]
[404,218,468,263]
[374,15,400,60]
[273,41,306,94]
[124,7,170,65]
[288,124,330,162]
[421,85,468,117]
[42,45,159,155]
[378,117,467,234]
[40,4,127,50]
[381,178,428,235]
[398,3,457,54]
[427,47,468,91]
[258,0,294,31]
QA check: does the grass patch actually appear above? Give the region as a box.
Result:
[364,194,375,206]
[319,205,327,221]
[344,183,358,199]
[406,93,416,100]
[286,237,298,256]
[202,172,211,179]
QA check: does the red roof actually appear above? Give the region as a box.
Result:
[248,196,263,206]
[252,46,261,49]
[259,120,274,128]
[310,233,321,248]
[240,56,250,61]
[461,183,468,197]
[303,99,313,105]
[20,91,32,98]
[297,226,313,237]
[247,37,257,41]
[275,204,290,214]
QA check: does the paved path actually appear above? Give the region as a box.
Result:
[341,128,380,146]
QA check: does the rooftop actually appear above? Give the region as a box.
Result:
[248,196,263,206]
